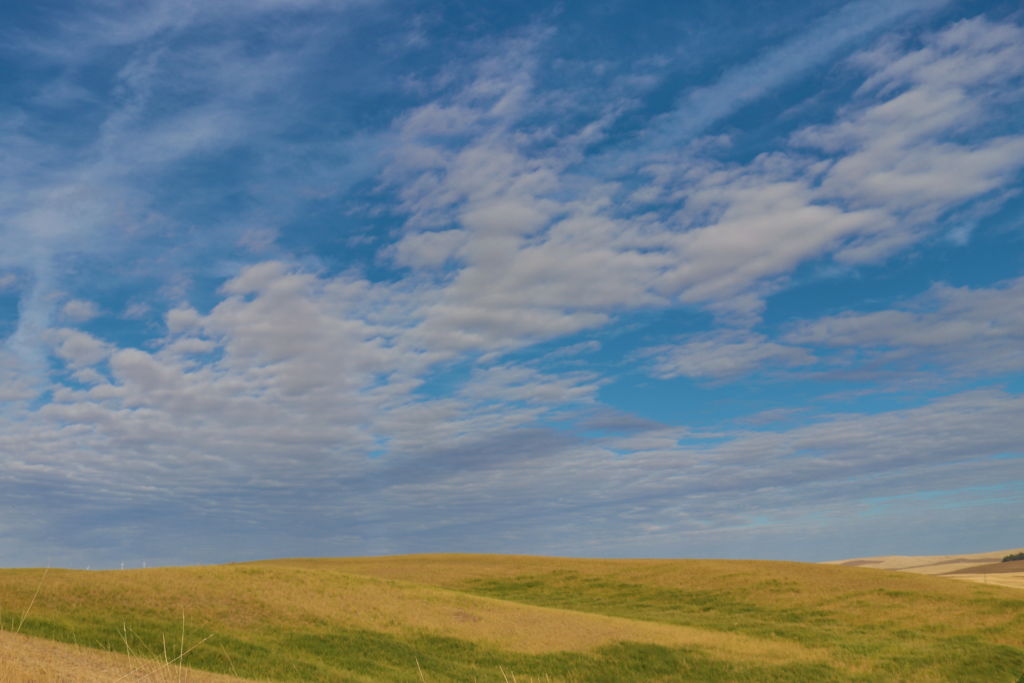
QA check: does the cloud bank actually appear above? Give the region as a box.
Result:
[0,1,1022,566]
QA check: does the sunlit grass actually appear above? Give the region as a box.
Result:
[0,555,1022,681]
[0,627,246,682]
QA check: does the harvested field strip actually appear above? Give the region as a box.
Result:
[944,560,1024,575]
[823,548,1024,574]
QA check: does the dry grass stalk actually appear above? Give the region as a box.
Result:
[15,567,48,634]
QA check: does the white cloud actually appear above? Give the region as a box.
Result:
[460,364,601,406]
[799,17,1024,260]
[384,53,664,349]
[1,257,1022,563]
[391,229,467,269]
[639,275,1024,383]
[656,165,887,311]
[540,340,601,362]
[1,5,1023,564]
[856,15,1024,94]
[52,329,110,368]
[0,349,40,401]
[165,306,202,333]
[61,299,101,322]
[122,302,150,319]
[110,348,173,395]
[634,16,1024,313]
[163,337,217,356]
[643,331,814,380]
[13,0,375,63]
[641,0,953,148]
[381,13,1024,341]
[411,302,609,353]
[0,0,384,392]
[785,276,1024,377]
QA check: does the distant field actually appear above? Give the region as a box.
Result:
[947,561,1024,575]
[1,553,1023,681]
[827,547,1024,590]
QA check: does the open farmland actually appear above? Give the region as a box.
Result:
[827,548,1024,591]
[1,554,1023,681]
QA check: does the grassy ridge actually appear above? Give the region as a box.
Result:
[0,555,1022,681]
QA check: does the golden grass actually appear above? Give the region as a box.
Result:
[942,573,1024,590]
[250,553,1024,668]
[252,551,1023,602]
[0,629,248,682]
[2,553,1023,681]
[0,563,821,660]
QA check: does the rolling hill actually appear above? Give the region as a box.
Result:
[0,553,1022,681]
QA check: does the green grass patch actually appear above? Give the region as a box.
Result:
[454,568,1024,680]
[11,614,852,682]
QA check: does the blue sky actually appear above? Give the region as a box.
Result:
[1,0,1023,568]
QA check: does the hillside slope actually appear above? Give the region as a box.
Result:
[0,629,248,682]
[0,555,1022,681]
